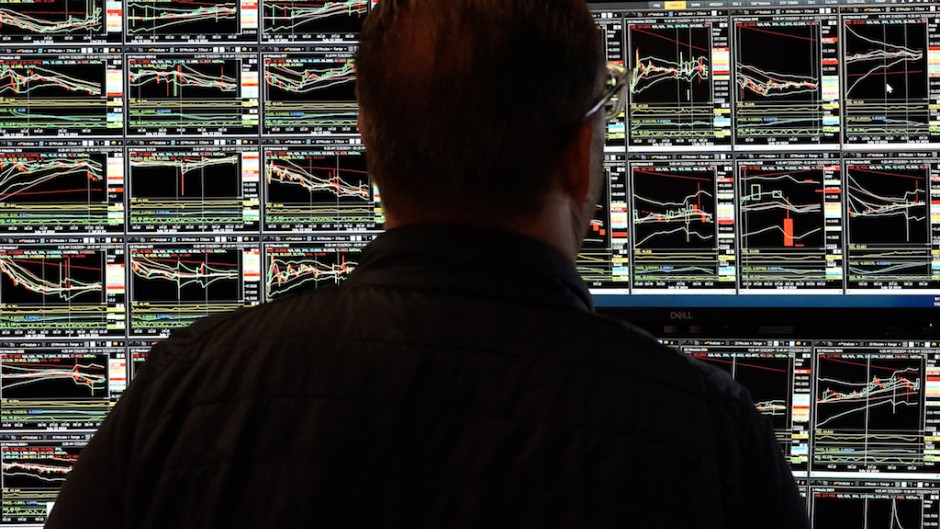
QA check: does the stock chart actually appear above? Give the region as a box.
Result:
[737,154,844,290]
[2,1,940,527]
[262,0,367,42]
[627,15,732,147]
[733,15,841,145]
[842,12,932,143]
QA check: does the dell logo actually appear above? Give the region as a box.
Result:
[670,311,694,321]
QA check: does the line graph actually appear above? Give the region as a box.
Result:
[2,353,107,398]
[0,63,101,96]
[130,60,239,99]
[263,53,357,134]
[629,161,733,288]
[2,398,111,430]
[263,0,367,38]
[734,20,832,143]
[632,166,715,248]
[847,165,928,245]
[0,55,117,136]
[129,149,256,231]
[131,253,240,299]
[0,253,103,304]
[127,55,257,135]
[128,244,252,335]
[0,0,104,40]
[0,156,104,203]
[0,489,57,524]
[265,60,354,94]
[263,148,376,230]
[0,253,117,338]
[843,19,928,141]
[627,22,717,144]
[266,157,368,201]
[1,445,79,489]
[814,352,925,469]
[845,160,931,286]
[630,49,709,97]
[265,249,356,300]
[0,148,122,233]
[127,0,238,36]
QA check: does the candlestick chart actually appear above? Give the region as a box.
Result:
[740,168,825,249]
[846,161,931,286]
[738,164,833,287]
[814,353,925,469]
[263,148,375,230]
[262,0,367,38]
[1,444,79,489]
[1,353,107,399]
[129,148,256,232]
[262,53,357,134]
[0,57,111,136]
[734,20,829,143]
[128,56,256,134]
[126,0,238,38]
[843,19,928,141]
[0,0,105,41]
[0,151,111,233]
[627,23,715,144]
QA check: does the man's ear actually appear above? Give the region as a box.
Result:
[559,120,595,205]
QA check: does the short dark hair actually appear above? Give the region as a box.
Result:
[356,0,604,220]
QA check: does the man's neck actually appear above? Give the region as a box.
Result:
[383,199,586,264]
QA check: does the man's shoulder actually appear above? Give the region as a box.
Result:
[137,281,749,421]
[139,284,348,374]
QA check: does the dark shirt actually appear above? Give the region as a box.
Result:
[46,224,809,529]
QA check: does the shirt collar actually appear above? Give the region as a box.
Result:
[347,224,594,313]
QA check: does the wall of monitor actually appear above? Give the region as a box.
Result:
[0,0,939,527]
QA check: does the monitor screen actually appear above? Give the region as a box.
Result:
[0,1,938,527]
[587,1,940,315]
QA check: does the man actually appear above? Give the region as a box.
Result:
[47,1,809,527]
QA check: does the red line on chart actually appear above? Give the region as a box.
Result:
[633,167,711,182]
[0,188,104,198]
[9,259,101,272]
[699,356,788,374]
[822,356,921,373]
[630,26,709,53]
[737,25,818,43]
[848,168,926,181]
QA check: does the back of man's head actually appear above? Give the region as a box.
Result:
[357,0,604,224]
